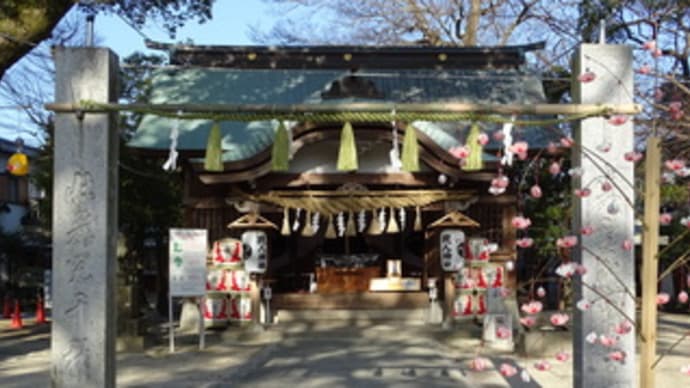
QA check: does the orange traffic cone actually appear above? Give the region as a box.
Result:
[35,296,46,324]
[2,296,10,319]
[10,299,23,329]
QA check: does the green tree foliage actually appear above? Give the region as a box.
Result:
[0,0,214,81]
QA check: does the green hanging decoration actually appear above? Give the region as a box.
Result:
[271,121,290,171]
[401,125,420,172]
[337,122,358,171]
[204,121,223,172]
[462,122,484,171]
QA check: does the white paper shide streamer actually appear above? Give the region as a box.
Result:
[336,212,346,237]
[311,212,321,233]
[500,115,516,166]
[292,208,302,231]
[162,113,181,171]
[358,210,367,232]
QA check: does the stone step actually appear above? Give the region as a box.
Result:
[276,308,430,323]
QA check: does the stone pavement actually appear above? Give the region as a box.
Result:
[1,313,690,387]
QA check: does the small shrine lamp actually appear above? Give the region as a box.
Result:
[6,137,29,176]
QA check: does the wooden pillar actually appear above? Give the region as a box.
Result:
[52,48,119,387]
[640,136,661,388]
[571,44,635,388]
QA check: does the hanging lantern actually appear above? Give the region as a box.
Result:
[6,152,29,176]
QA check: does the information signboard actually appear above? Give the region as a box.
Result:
[169,228,207,297]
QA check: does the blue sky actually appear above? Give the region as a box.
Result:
[0,0,275,145]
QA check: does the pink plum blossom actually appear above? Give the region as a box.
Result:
[530,184,543,198]
[574,188,591,198]
[510,141,529,160]
[665,159,685,171]
[597,141,612,153]
[493,131,505,141]
[469,357,489,371]
[568,167,583,177]
[576,299,592,311]
[681,216,690,228]
[521,301,543,315]
[643,40,656,51]
[477,132,489,146]
[660,213,673,225]
[637,64,651,74]
[608,115,628,126]
[599,335,618,347]
[520,316,537,328]
[534,360,552,371]
[511,216,532,230]
[624,152,643,162]
[556,262,578,278]
[680,364,690,376]
[621,239,633,251]
[577,71,596,83]
[575,264,588,275]
[450,145,470,159]
[496,326,512,339]
[601,181,613,192]
[549,161,561,175]
[516,237,534,248]
[555,351,571,362]
[655,88,665,101]
[678,290,689,304]
[653,48,663,57]
[550,313,569,327]
[547,142,558,154]
[499,287,511,297]
[581,226,594,235]
[614,320,633,335]
[499,363,518,377]
[557,235,578,248]
[669,101,683,120]
[657,292,671,305]
[560,137,574,147]
[536,286,546,298]
[608,351,626,362]
[492,175,510,188]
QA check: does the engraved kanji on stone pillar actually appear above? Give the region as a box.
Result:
[52,48,119,388]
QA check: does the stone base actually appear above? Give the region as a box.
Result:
[516,328,571,357]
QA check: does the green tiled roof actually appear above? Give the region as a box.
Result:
[129,68,550,162]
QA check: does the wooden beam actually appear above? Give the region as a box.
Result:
[640,136,661,388]
[46,102,642,116]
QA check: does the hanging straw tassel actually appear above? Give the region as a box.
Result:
[325,215,337,239]
[301,210,315,237]
[413,206,423,231]
[346,211,357,237]
[386,207,400,233]
[204,121,223,171]
[271,121,290,171]
[337,122,358,171]
[401,124,420,172]
[367,209,382,235]
[281,207,291,236]
[462,122,484,171]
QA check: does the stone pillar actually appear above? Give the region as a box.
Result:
[52,48,119,387]
[571,44,635,388]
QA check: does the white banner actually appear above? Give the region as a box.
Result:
[169,228,207,297]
